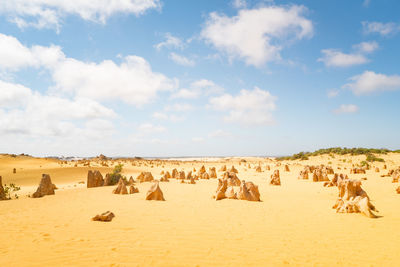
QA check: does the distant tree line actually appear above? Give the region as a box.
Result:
[276,147,400,162]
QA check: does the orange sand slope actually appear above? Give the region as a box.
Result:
[1,153,400,266]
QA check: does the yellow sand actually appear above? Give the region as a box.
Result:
[1,153,400,266]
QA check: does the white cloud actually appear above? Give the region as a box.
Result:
[232,0,247,9]
[52,55,178,106]
[353,41,378,53]
[327,89,339,98]
[362,21,400,36]
[0,33,178,107]
[192,137,204,143]
[318,49,368,67]
[343,71,400,95]
[169,52,195,66]
[200,5,313,67]
[209,87,277,126]
[333,104,359,114]
[170,79,224,99]
[137,123,166,133]
[208,129,232,138]
[0,80,115,137]
[318,41,378,67]
[154,33,184,51]
[0,0,161,31]
[0,33,64,71]
[165,103,193,112]
[152,112,184,122]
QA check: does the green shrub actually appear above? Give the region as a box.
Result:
[108,163,126,185]
[366,154,385,162]
[4,183,21,199]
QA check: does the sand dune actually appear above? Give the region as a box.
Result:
[1,153,400,266]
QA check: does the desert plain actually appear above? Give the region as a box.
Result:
[1,153,400,267]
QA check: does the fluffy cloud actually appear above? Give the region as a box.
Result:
[343,71,400,95]
[52,55,178,106]
[353,41,378,53]
[333,104,359,114]
[0,33,177,107]
[0,0,161,31]
[327,89,339,98]
[154,33,184,51]
[137,123,166,133]
[164,103,193,112]
[170,79,224,99]
[0,33,64,71]
[232,0,247,9]
[169,52,195,66]
[362,21,400,36]
[0,80,115,137]
[318,50,367,67]
[209,87,276,126]
[318,41,378,67]
[201,5,313,67]
[152,112,184,122]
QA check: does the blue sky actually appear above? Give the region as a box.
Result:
[0,0,399,157]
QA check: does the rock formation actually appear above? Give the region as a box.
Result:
[223,172,241,186]
[0,176,6,200]
[137,172,154,183]
[13,168,16,174]
[112,179,128,194]
[32,174,56,198]
[171,168,178,179]
[129,185,139,194]
[160,173,170,182]
[87,170,104,188]
[179,171,186,180]
[199,165,206,175]
[201,172,210,179]
[298,170,309,180]
[391,169,400,183]
[104,174,112,186]
[128,176,135,185]
[92,211,115,222]
[209,167,217,178]
[270,170,281,185]
[396,186,400,194]
[145,181,165,201]
[332,179,378,218]
[229,166,238,173]
[256,166,262,172]
[219,165,227,172]
[350,168,366,174]
[237,181,261,201]
[214,179,227,200]
[312,168,329,182]
[284,165,290,172]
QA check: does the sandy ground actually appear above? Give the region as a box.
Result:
[1,153,400,266]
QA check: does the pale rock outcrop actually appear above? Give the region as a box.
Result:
[171,168,178,179]
[92,211,115,222]
[270,170,281,185]
[229,166,238,173]
[128,176,135,185]
[312,169,329,182]
[145,181,165,201]
[201,172,210,179]
[0,176,6,200]
[137,172,154,183]
[112,179,128,194]
[186,171,193,180]
[129,185,139,194]
[332,179,378,218]
[223,172,241,186]
[104,174,112,186]
[391,169,400,183]
[298,170,309,180]
[237,181,260,202]
[284,165,290,172]
[32,174,56,198]
[396,186,400,194]
[256,166,262,173]
[179,171,186,180]
[350,168,366,174]
[219,165,227,172]
[375,167,380,173]
[214,179,227,200]
[87,170,104,188]
[160,173,170,182]
[265,165,271,171]
[199,165,206,176]
[209,167,217,178]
